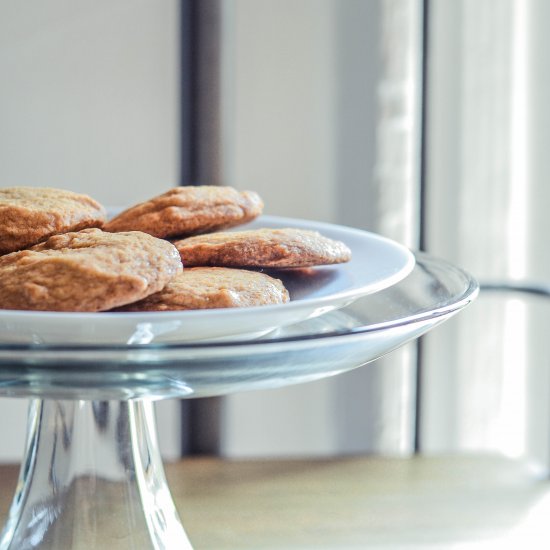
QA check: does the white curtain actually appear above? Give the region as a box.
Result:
[218,0,424,457]
[219,0,550,464]
[1,0,543,463]
[421,0,550,472]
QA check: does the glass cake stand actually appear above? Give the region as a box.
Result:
[0,252,478,549]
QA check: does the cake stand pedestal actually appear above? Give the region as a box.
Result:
[0,253,478,549]
[2,400,189,549]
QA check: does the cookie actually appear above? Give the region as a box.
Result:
[104,186,263,238]
[113,267,290,311]
[173,228,352,268]
[0,187,107,255]
[0,228,182,312]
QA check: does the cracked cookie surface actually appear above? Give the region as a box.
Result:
[0,187,107,254]
[173,228,352,268]
[0,228,182,311]
[105,186,263,238]
[114,267,289,311]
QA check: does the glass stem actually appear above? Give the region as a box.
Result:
[0,399,192,550]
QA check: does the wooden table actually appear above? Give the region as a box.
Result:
[1,455,549,549]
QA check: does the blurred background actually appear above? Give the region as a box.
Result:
[0,0,548,478]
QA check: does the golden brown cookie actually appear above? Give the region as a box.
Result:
[173,228,352,268]
[0,228,182,312]
[104,186,263,238]
[114,267,290,311]
[0,187,107,255]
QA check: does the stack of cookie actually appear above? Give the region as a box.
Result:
[0,186,351,312]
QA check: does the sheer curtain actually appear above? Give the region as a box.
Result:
[215,0,549,463]
[421,0,550,472]
[0,0,543,463]
[216,0,424,457]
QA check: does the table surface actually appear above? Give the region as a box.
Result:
[0,455,548,549]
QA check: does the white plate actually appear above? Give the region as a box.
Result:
[0,216,415,344]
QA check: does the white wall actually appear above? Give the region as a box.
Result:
[0,0,180,462]
[0,0,179,206]
[219,0,339,457]
[0,0,422,462]
[222,0,337,223]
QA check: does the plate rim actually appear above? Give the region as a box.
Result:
[0,215,415,324]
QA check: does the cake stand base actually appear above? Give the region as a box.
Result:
[0,399,192,550]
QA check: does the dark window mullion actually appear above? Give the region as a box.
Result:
[415,0,431,454]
